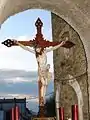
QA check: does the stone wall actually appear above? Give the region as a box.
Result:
[51,13,89,120]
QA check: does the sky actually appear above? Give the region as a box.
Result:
[0,9,53,71]
[0,9,54,112]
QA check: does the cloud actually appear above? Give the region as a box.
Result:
[0,68,53,84]
[0,92,39,103]
[0,69,38,84]
[4,77,36,84]
[27,97,39,103]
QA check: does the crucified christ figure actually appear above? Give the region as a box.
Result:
[2,18,75,116]
[12,40,65,104]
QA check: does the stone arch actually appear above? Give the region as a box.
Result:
[55,76,84,120]
[68,74,83,120]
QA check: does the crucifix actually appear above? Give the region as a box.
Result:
[2,18,75,118]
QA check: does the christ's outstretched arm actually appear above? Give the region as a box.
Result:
[13,40,35,54]
[46,41,66,53]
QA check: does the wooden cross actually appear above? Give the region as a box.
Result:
[2,18,74,48]
[2,18,75,117]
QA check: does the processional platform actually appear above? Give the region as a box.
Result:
[32,117,56,120]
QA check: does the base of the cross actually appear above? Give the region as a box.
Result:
[38,105,45,117]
